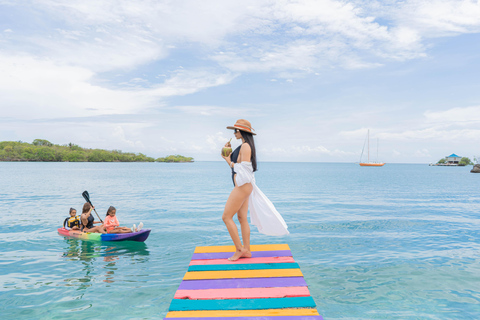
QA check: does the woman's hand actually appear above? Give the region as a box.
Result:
[221,152,233,167]
[221,153,231,161]
[220,153,232,163]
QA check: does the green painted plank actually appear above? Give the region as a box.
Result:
[169,296,316,311]
[188,262,299,272]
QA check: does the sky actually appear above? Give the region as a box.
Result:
[1,0,480,163]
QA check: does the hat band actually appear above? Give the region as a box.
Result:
[235,124,254,132]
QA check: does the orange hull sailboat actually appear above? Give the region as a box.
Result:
[359,130,385,167]
[360,162,385,167]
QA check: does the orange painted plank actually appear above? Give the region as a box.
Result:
[189,256,295,266]
[174,286,310,300]
[183,269,303,280]
[165,308,320,318]
[194,244,290,253]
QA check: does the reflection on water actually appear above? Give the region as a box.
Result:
[62,239,150,287]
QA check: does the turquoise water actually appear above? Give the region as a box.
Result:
[1,162,479,319]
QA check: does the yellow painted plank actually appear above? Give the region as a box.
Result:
[183,268,303,280]
[165,308,319,318]
[194,244,290,253]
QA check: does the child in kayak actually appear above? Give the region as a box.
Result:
[63,208,81,230]
[104,206,143,233]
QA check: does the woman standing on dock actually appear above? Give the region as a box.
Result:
[221,119,289,261]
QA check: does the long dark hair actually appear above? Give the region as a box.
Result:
[106,206,116,216]
[82,202,92,213]
[240,131,257,172]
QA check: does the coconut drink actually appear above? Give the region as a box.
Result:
[222,139,232,157]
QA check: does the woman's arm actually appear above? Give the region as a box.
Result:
[238,143,251,162]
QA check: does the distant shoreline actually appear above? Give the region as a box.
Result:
[1,160,475,165]
[0,139,194,163]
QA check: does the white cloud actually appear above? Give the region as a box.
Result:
[414,148,431,158]
[0,54,136,118]
[175,106,250,117]
[340,127,375,139]
[339,105,480,143]
[381,128,480,142]
[395,0,480,37]
[261,145,354,157]
[3,0,480,79]
[206,132,231,152]
[0,53,235,119]
[112,125,145,148]
[149,69,236,97]
[424,106,480,125]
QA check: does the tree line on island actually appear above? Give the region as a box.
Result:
[0,139,193,163]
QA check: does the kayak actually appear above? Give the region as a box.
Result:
[57,227,151,242]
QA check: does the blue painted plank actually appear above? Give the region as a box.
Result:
[188,262,299,272]
[169,296,316,311]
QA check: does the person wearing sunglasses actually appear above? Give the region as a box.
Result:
[221,119,289,261]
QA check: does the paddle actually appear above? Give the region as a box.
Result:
[81,190,103,223]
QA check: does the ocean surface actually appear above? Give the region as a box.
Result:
[1,162,479,319]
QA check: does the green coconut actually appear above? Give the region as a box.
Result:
[222,139,232,157]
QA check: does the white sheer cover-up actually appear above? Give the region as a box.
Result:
[234,162,289,236]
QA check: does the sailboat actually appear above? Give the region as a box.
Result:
[359,130,385,167]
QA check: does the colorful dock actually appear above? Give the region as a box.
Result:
[164,244,323,320]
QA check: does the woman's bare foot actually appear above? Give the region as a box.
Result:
[228,248,252,261]
[241,250,252,258]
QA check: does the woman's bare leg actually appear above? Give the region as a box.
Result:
[222,183,253,261]
[237,198,251,258]
[107,227,132,234]
[84,225,106,234]
[97,225,106,234]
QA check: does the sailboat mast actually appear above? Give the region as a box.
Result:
[367,130,370,163]
[377,138,379,162]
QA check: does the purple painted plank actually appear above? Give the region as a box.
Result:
[164,317,323,320]
[178,277,307,290]
[191,250,292,260]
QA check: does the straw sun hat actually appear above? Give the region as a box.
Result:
[226,119,256,135]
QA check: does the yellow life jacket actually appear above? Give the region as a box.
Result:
[64,215,81,228]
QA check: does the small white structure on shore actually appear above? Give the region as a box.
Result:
[446,154,461,164]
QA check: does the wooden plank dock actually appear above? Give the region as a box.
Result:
[164,244,323,320]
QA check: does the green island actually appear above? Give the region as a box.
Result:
[0,139,194,163]
[156,155,194,162]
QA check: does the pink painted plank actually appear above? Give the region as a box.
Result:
[174,286,310,300]
[189,256,296,266]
